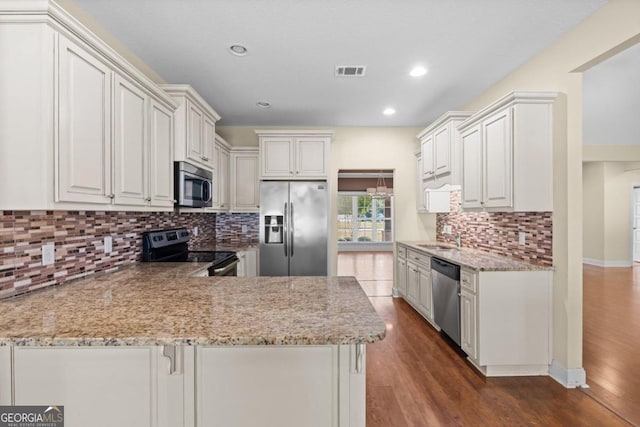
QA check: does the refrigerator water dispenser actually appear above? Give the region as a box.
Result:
[264,215,283,244]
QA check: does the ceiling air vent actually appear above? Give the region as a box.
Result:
[335,65,366,77]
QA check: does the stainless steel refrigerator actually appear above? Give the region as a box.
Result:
[259,181,328,276]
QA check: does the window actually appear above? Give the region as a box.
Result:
[337,193,393,249]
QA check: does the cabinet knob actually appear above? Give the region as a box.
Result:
[173,200,177,203]
[145,197,151,202]
[107,194,115,199]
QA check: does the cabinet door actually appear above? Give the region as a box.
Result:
[57,35,112,204]
[202,116,216,169]
[406,261,419,305]
[461,125,483,209]
[433,124,451,176]
[396,256,407,296]
[113,75,147,206]
[483,108,513,208]
[295,137,328,178]
[421,134,435,180]
[149,99,174,207]
[186,101,204,162]
[261,137,294,178]
[418,267,433,320]
[460,289,478,361]
[197,346,337,427]
[231,152,260,211]
[13,347,164,427]
[415,155,426,212]
[218,148,230,209]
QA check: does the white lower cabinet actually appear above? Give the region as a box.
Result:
[396,244,436,326]
[459,269,552,376]
[196,345,364,427]
[395,254,407,296]
[2,344,367,427]
[237,248,258,277]
[11,346,183,427]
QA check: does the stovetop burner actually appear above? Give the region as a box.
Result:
[141,228,237,269]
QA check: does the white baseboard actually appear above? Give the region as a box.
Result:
[549,360,587,388]
[583,258,632,267]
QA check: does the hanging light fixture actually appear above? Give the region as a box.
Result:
[367,171,393,198]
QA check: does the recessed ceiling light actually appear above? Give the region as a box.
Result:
[256,101,271,108]
[229,44,248,56]
[409,66,428,77]
[383,107,396,116]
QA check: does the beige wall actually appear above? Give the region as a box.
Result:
[218,126,436,274]
[461,0,640,372]
[584,162,640,265]
[582,163,605,261]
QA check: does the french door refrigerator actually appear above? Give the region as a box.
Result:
[259,181,328,276]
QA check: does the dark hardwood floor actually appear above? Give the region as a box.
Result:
[582,264,640,426]
[338,252,631,426]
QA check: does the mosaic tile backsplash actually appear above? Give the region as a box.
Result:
[215,213,259,246]
[0,210,217,299]
[436,191,553,266]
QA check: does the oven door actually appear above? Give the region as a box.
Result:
[209,258,239,276]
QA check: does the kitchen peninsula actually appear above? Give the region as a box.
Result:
[0,262,385,427]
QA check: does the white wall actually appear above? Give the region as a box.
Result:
[217,126,436,274]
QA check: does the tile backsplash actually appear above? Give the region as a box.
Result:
[215,213,259,246]
[0,210,217,299]
[436,191,553,266]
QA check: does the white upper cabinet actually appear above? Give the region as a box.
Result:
[458,92,557,212]
[162,84,220,171]
[113,74,148,206]
[57,35,113,204]
[0,3,177,211]
[208,134,231,211]
[230,148,260,212]
[148,99,175,208]
[417,112,473,189]
[257,130,333,179]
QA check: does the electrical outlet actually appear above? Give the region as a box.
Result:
[104,236,113,253]
[193,226,199,237]
[519,232,526,245]
[42,243,55,266]
[443,225,452,235]
[242,225,248,233]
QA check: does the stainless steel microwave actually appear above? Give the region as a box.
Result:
[174,161,213,208]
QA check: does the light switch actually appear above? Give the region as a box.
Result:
[42,243,55,266]
[104,236,113,253]
[519,232,526,245]
[193,226,199,237]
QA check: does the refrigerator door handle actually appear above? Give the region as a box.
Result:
[284,202,288,256]
[290,203,294,257]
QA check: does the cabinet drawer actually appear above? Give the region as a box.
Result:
[407,250,430,268]
[397,245,407,259]
[461,269,477,293]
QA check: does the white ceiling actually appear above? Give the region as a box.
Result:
[583,42,640,145]
[73,0,606,127]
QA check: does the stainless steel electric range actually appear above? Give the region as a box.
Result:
[142,228,239,276]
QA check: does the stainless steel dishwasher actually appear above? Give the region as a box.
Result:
[431,257,461,346]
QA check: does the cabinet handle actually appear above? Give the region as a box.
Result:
[145,197,151,202]
[290,170,294,175]
[173,199,177,203]
[107,194,115,199]
[355,343,364,374]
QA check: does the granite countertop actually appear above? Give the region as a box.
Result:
[398,241,552,271]
[0,263,386,347]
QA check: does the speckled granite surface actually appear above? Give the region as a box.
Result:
[0,263,386,347]
[399,241,553,271]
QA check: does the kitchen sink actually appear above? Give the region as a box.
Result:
[418,245,457,251]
